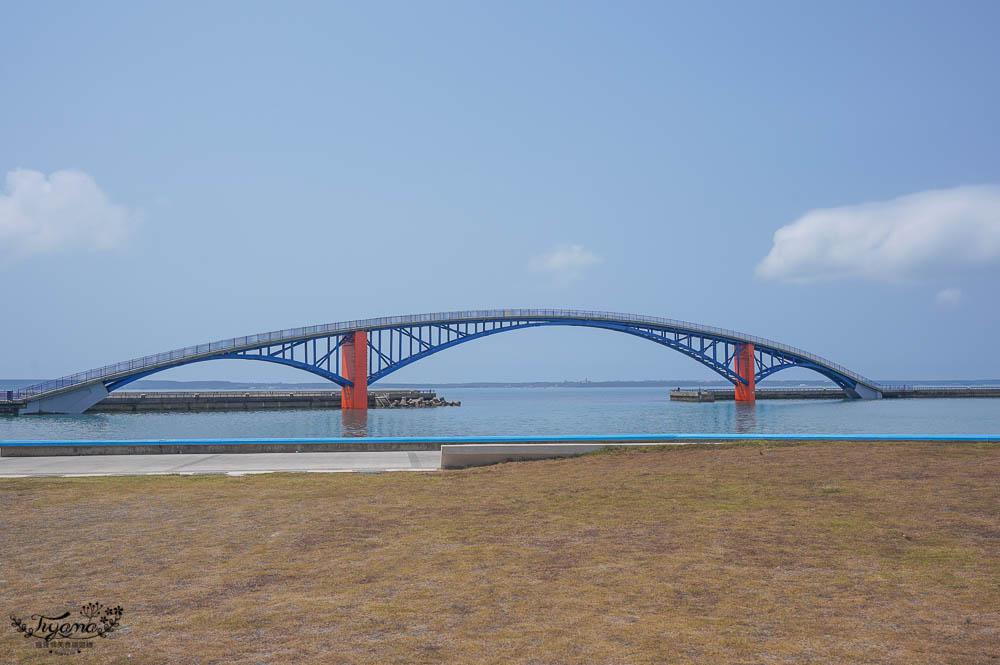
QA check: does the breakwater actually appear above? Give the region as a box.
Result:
[88,389,458,412]
[670,387,1000,401]
[0,390,456,415]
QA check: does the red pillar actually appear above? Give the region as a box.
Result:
[341,331,368,409]
[734,342,756,403]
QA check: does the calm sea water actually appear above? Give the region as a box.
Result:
[1,387,998,440]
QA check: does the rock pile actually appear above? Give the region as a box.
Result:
[379,396,460,408]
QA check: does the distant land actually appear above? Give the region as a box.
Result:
[5,378,999,391]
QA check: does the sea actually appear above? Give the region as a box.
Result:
[2,382,999,440]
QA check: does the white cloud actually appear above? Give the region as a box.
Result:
[0,168,134,260]
[530,243,603,283]
[935,287,962,306]
[756,185,1000,283]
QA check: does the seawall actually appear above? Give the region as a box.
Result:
[671,387,1000,401]
[2,433,997,459]
[0,389,449,415]
[85,389,442,412]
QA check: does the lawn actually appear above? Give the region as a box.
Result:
[1,441,998,664]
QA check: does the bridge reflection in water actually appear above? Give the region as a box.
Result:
[341,409,369,437]
[734,402,758,434]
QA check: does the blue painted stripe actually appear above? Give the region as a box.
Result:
[0,433,997,446]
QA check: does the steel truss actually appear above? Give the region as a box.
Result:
[104,335,354,390]
[363,317,862,391]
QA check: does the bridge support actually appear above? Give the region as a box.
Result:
[341,331,368,409]
[734,343,756,402]
[20,381,109,415]
[846,382,882,400]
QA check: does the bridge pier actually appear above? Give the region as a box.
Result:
[341,331,368,409]
[734,342,756,402]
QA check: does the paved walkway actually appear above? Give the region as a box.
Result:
[0,451,441,478]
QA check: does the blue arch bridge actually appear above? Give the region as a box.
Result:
[11,309,883,414]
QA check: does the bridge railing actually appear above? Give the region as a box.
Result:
[14,309,880,399]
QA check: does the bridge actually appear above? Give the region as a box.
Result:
[8,309,883,414]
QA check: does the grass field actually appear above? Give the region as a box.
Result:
[1,441,998,664]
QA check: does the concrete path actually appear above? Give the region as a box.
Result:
[0,450,441,478]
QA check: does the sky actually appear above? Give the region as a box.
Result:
[1,1,999,385]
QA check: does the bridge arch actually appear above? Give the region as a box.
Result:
[364,320,743,385]
[13,309,883,413]
[102,354,352,392]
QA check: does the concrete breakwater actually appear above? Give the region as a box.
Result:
[671,388,844,402]
[84,389,456,413]
[670,387,1000,401]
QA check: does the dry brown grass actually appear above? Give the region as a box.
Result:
[1,441,998,664]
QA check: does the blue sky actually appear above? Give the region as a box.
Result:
[1,1,998,384]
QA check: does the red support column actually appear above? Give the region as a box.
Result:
[734,342,756,403]
[341,331,368,409]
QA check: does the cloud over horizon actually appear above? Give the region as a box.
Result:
[530,243,603,284]
[0,168,134,260]
[756,185,1000,283]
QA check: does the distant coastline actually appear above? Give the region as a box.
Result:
[6,378,1000,391]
